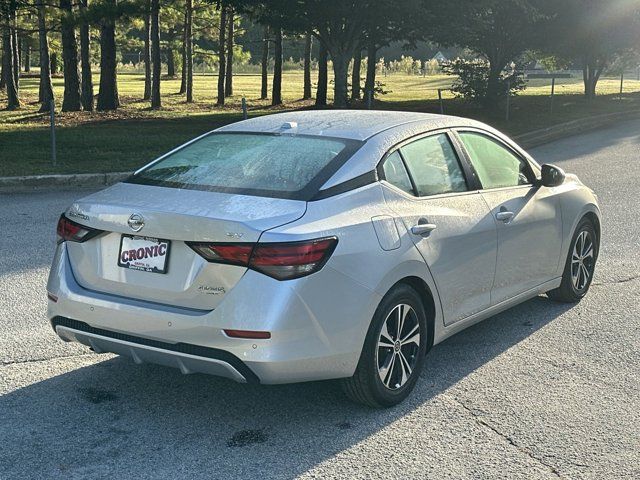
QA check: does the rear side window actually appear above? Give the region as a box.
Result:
[458,132,533,189]
[399,134,468,197]
[382,151,414,194]
[127,133,361,200]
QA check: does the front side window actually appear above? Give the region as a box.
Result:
[127,133,360,199]
[458,132,533,189]
[399,134,468,197]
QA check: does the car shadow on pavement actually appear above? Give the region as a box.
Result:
[0,295,573,479]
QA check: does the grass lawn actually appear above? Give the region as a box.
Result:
[2,70,640,177]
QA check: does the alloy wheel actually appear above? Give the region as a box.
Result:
[571,230,595,291]
[376,304,421,390]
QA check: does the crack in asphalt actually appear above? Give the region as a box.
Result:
[592,275,640,286]
[447,395,564,478]
[1,351,98,368]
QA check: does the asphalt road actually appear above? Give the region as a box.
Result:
[1,120,639,479]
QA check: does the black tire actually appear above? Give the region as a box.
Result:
[547,217,599,303]
[341,283,428,408]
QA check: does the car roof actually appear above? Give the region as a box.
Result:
[216,110,484,141]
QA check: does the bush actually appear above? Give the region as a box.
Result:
[442,58,526,103]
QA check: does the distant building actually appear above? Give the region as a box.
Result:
[431,51,448,63]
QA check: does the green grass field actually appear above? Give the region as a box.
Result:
[2,71,640,177]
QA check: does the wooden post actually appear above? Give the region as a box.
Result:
[550,76,556,114]
[366,90,372,109]
[505,80,511,122]
[241,97,247,119]
[438,88,444,114]
[620,72,624,98]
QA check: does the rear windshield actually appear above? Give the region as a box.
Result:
[126,132,362,200]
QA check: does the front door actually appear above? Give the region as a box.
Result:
[379,132,497,325]
[456,130,563,304]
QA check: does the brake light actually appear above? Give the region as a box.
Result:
[188,244,253,266]
[187,237,338,280]
[56,215,102,244]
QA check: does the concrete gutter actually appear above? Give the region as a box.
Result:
[1,110,639,194]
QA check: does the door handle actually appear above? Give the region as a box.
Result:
[411,220,437,237]
[496,210,514,223]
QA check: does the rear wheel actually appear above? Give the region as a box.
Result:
[547,218,598,303]
[342,284,428,408]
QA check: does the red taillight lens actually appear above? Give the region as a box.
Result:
[187,237,338,280]
[251,238,338,280]
[188,243,254,266]
[56,215,102,244]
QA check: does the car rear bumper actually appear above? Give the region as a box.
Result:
[52,316,258,383]
[47,244,380,384]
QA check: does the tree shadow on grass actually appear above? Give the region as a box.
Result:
[0,295,573,479]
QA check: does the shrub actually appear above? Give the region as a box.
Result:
[441,58,526,103]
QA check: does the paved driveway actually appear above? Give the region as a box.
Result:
[1,120,638,479]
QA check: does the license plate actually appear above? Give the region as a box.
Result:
[118,235,171,274]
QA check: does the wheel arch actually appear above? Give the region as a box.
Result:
[391,276,436,353]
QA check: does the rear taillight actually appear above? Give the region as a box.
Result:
[187,237,338,281]
[56,215,102,244]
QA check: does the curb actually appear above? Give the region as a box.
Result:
[513,109,640,149]
[0,172,131,193]
[1,110,639,194]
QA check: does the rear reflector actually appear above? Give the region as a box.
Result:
[224,329,271,339]
[56,215,102,244]
[187,237,338,280]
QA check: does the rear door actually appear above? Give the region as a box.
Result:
[380,131,497,325]
[455,130,563,304]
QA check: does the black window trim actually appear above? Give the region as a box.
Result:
[377,128,478,198]
[451,128,539,191]
[125,131,365,201]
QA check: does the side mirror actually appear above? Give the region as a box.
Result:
[540,164,566,187]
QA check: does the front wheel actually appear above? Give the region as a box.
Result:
[547,218,598,303]
[341,284,428,408]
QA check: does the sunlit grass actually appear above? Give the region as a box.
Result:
[1,71,640,176]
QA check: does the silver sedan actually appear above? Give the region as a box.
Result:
[47,111,600,407]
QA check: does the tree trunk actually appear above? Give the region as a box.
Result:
[303,32,312,99]
[60,0,81,111]
[23,39,30,72]
[143,0,151,100]
[216,4,226,106]
[225,6,233,96]
[260,25,268,100]
[11,21,18,86]
[0,46,5,90]
[315,38,327,106]
[179,8,187,94]
[582,59,603,99]
[351,46,361,101]
[167,46,175,76]
[272,27,282,106]
[2,9,19,110]
[97,0,119,111]
[364,41,377,99]
[50,52,58,75]
[485,61,503,108]
[185,0,193,102]
[150,0,161,108]
[79,0,94,111]
[37,0,54,111]
[332,52,349,108]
